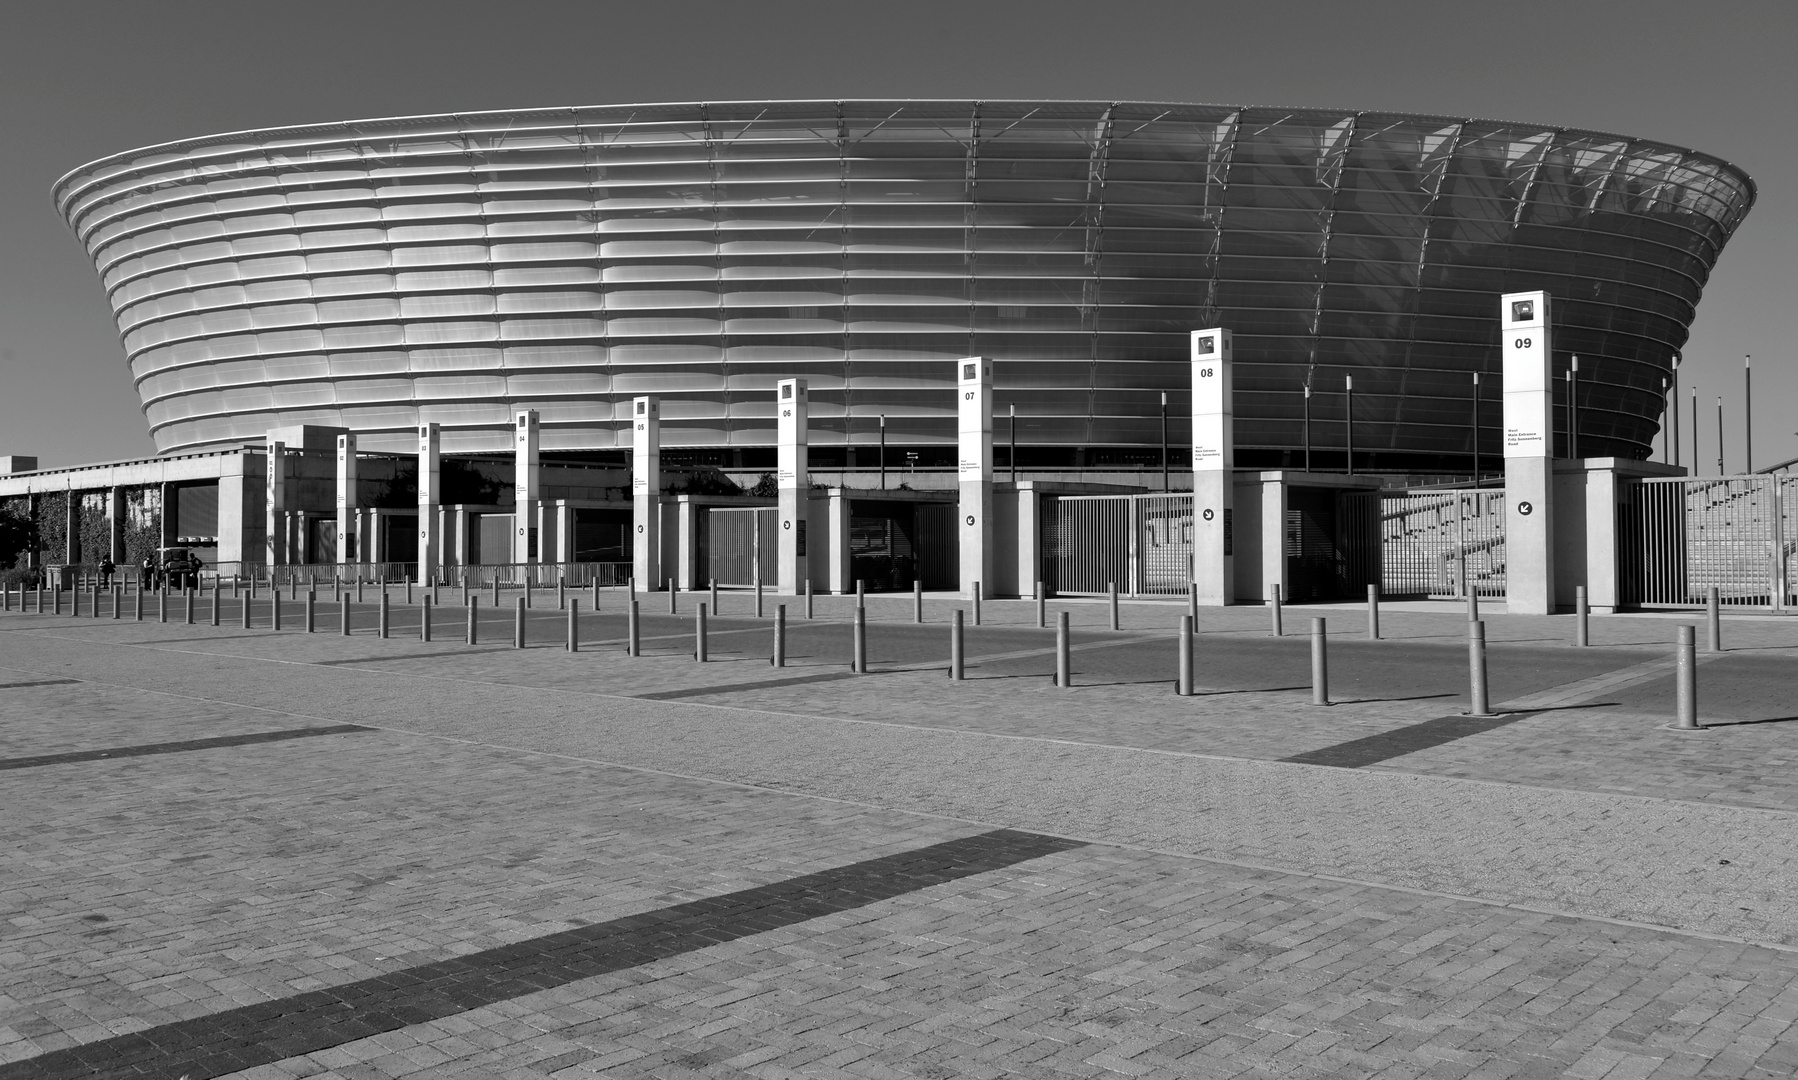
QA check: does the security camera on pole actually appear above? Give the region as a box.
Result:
[1501,292,1555,614]
[631,397,661,590]
[776,379,809,595]
[957,358,993,600]
[1191,329,1234,605]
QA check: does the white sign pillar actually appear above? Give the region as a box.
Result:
[513,410,540,565]
[1191,329,1235,605]
[776,379,809,595]
[265,438,286,568]
[632,397,661,589]
[1502,291,1555,613]
[957,358,993,599]
[418,423,441,581]
[335,434,357,566]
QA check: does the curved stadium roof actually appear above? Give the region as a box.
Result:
[54,100,1755,470]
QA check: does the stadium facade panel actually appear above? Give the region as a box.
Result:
[54,100,1755,470]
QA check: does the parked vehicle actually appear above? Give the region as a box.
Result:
[157,547,203,590]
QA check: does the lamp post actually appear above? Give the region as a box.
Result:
[1471,371,1481,484]
[1744,355,1752,473]
[1670,352,1680,469]
[1344,374,1355,478]
[1159,392,1169,492]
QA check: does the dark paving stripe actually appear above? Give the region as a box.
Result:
[311,648,513,666]
[636,670,865,699]
[1281,711,1538,769]
[0,724,372,772]
[0,828,1083,1080]
[0,678,81,690]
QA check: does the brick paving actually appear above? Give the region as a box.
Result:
[5,596,1798,1077]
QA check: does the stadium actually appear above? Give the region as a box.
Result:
[51,100,1755,476]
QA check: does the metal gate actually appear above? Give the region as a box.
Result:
[702,507,775,587]
[1373,489,1506,600]
[1621,475,1794,610]
[1043,494,1192,596]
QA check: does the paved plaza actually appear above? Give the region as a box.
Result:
[4,587,1798,1078]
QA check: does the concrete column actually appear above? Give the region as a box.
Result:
[957,358,993,599]
[217,451,264,573]
[513,410,539,565]
[1013,483,1040,599]
[677,497,699,590]
[826,490,852,594]
[417,423,441,579]
[64,486,77,564]
[159,482,177,548]
[336,434,357,566]
[1501,291,1555,613]
[776,378,809,594]
[631,396,661,588]
[108,486,124,563]
[265,439,287,566]
[452,505,468,567]
[1191,329,1235,605]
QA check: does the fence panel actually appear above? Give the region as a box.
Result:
[1377,489,1505,600]
[1136,495,1194,595]
[1622,476,1784,609]
[1044,494,1192,596]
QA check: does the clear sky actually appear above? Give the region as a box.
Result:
[1,0,1790,471]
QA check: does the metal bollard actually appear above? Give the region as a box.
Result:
[434,580,441,606]
[421,596,432,642]
[593,577,601,612]
[852,607,867,673]
[1036,581,1046,628]
[290,576,297,601]
[668,577,677,615]
[341,595,351,636]
[357,578,364,604]
[1177,614,1194,697]
[1055,610,1071,688]
[805,579,814,620]
[158,588,167,623]
[1466,587,1479,623]
[567,598,578,652]
[233,573,240,598]
[525,580,533,609]
[755,578,763,619]
[1468,620,1492,716]
[379,592,389,639]
[35,584,43,614]
[558,578,566,610]
[54,586,62,616]
[1707,586,1721,652]
[461,579,469,607]
[856,579,865,610]
[185,588,195,625]
[950,609,964,681]
[1108,581,1119,631]
[712,579,720,615]
[915,579,924,624]
[405,579,413,605]
[271,593,281,632]
[514,597,526,649]
[1188,581,1199,629]
[467,596,478,645]
[1676,625,1699,729]
[1270,584,1283,636]
[112,585,121,620]
[135,585,144,621]
[972,581,981,627]
[306,591,316,634]
[241,588,252,628]
[1310,618,1330,706]
[1367,583,1380,640]
[627,599,640,657]
[334,577,342,602]
[773,604,787,667]
[492,579,500,608]
[1575,585,1589,647]
[695,602,708,662]
[209,585,219,627]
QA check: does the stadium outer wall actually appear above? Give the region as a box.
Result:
[54,100,1755,474]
